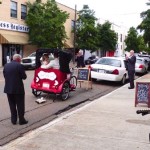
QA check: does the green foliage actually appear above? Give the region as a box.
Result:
[138,35,148,52]
[75,5,98,52]
[75,5,117,53]
[125,27,140,52]
[137,9,150,49]
[25,0,69,48]
[96,21,117,51]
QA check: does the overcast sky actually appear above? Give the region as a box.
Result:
[56,0,149,30]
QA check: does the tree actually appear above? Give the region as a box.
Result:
[137,1,150,50]
[125,27,139,52]
[96,21,117,53]
[75,5,98,52]
[138,35,148,52]
[25,0,69,48]
[137,9,150,49]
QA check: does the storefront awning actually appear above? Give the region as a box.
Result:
[0,33,29,44]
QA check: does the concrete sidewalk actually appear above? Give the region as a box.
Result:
[1,74,150,150]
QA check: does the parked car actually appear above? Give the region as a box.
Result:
[137,54,150,69]
[21,52,36,69]
[135,57,148,74]
[21,52,54,70]
[84,55,99,65]
[90,57,128,85]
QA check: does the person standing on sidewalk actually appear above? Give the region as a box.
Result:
[3,54,28,125]
[126,50,136,89]
[76,49,85,68]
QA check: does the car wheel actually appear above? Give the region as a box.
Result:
[32,89,42,97]
[144,68,148,74]
[120,75,126,85]
[92,78,97,82]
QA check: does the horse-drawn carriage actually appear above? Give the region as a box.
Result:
[31,48,77,101]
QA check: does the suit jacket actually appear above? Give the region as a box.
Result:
[3,60,27,94]
[127,55,136,71]
[59,51,72,73]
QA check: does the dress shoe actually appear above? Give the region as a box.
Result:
[11,121,17,125]
[19,120,28,125]
[128,87,134,89]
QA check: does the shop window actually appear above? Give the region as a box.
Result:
[21,4,27,20]
[11,1,17,18]
[120,34,122,42]
[71,20,75,31]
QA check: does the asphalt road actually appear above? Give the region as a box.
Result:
[0,69,141,146]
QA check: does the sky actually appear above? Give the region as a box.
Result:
[56,0,149,30]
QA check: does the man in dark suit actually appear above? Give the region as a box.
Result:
[3,54,28,125]
[126,50,136,89]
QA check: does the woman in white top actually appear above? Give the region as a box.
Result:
[41,53,50,66]
[41,52,59,69]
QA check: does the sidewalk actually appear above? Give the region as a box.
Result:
[1,74,150,150]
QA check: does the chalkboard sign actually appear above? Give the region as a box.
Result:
[77,68,90,81]
[135,82,150,108]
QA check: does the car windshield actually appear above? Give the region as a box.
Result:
[96,58,121,67]
[136,59,144,64]
[136,59,142,63]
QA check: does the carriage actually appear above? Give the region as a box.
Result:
[31,48,77,101]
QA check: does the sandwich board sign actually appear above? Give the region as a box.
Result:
[77,68,92,90]
[135,82,150,108]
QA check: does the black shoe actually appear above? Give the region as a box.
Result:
[19,120,28,125]
[128,87,134,89]
[11,121,16,125]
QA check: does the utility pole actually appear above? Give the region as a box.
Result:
[73,4,77,64]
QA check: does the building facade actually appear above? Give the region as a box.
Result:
[111,23,127,57]
[0,0,75,67]
[96,18,127,57]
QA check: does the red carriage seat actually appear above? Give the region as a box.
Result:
[31,67,67,93]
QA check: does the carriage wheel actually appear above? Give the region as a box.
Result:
[61,82,70,100]
[32,89,42,97]
[69,76,77,89]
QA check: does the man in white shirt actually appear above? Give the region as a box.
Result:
[41,52,59,69]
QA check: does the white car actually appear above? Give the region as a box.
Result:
[135,57,148,74]
[21,52,36,69]
[90,57,128,85]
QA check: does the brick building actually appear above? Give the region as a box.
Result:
[0,0,75,66]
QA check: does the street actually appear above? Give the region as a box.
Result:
[0,69,142,146]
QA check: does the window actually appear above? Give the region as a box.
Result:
[71,20,75,31]
[11,1,17,18]
[120,34,122,42]
[21,4,27,20]
[97,58,121,67]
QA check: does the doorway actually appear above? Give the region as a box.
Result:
[2,44,23,65]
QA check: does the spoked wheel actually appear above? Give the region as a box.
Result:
[61,82,70,101]
[69,76,77,89]
[32,89,42,97]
